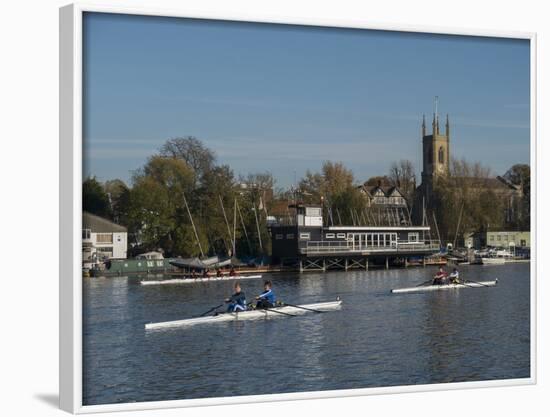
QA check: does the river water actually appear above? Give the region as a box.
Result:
[83,263,530,405]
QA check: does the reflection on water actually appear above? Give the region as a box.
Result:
[83,263,530,405]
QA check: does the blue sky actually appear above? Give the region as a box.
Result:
[83,12,530,188]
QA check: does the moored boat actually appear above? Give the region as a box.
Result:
[140,274,263,285]
[391,279,498,294]
[169,256,232,270]
[145,299,343,330]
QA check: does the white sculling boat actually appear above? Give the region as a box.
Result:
[145,299,343,330]
[140,274,263,286]
[481,257,506,265]
[391,279,498,294]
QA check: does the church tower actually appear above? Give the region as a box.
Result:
[421,109,450,187]
[418,98,450,214]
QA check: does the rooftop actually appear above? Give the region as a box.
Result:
[83,212,127,233]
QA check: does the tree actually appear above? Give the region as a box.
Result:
[159,136,215,186]
[296,161,365,226]
[503,164,530,229]
[126,156,198,256]
[363,175,391,187]
[196,165,237,256]
[503,164,530,186]
[330,186,367,225]
[388,160,417,204]
[104,179,130,224]
[432,159,504,244]
[126,176,174,251]
[83,177,112,218]
[298,161,354,204]
[235,172,276,257]
[298,170,324,204]
[321,161,354,197]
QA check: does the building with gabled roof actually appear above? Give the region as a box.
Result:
[82,212,128,265]
[358,182,408,207]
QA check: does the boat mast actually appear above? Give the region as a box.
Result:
[233,198,237,258]
[453,201,465,249]
[351,209,356,226]
[236,199,252,253]
[253,201,263,252]
[219,195,234,256]
[432,211,442,248]
[405,203,413,226]
[182,191,204,258]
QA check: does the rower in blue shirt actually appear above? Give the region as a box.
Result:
[449,268,460,284]
[255,280,275,309]
[225,282,247,312]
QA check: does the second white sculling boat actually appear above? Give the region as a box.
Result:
[140,274,263,285]
[391,279,498,294]
[145,299,343,330]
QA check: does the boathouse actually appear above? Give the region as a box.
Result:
[270,203,439,272]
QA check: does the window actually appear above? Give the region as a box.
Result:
[325,233,335,239]
[497,235,501,241]
[96,247,113,259]
[96,233,113,243]
[336,233,346,239]
[299,233,310,240]
[82,229,91,239]
[286,233,295,239]
[408,232,419,242]
[306,207,321,217]
[438,146,445,164]
[275,234,283,240]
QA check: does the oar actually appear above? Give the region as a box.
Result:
[282,302,324,313]
[199,304,224,317]
[416,279,434,287]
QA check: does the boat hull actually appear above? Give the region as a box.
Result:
[481,258,506,265]
[145,300,342,330]
[141,275,263,285]
[391,280,498,294]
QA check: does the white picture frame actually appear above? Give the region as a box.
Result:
[59,2,537,413]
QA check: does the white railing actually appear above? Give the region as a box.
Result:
[303,240,440,255]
